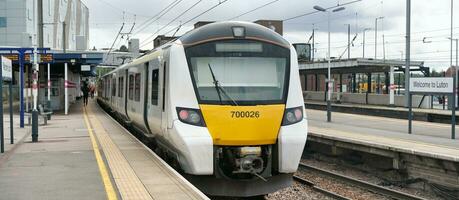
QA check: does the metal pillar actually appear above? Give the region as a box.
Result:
[303,74,308,91]
[31,47,38,142]
[312,25,315,61]
[0,60,3,152]
[65,63,68,115]
[347,24,351,59]
[19,52,25,128]
[327,11,332,122]
[9,80,13,144]
[352,73,356,93]
[405,0,411,107]
[366,73,371,104]
[47,63,51,108]
[315,74,319,91]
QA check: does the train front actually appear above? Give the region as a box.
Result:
[172,21,307,196]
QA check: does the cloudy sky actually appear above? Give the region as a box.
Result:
[84,0,459,71]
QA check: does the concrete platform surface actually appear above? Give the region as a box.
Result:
[307,109,459,162]
[0,99,208,200]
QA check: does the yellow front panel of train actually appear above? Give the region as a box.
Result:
[199,104,285,146]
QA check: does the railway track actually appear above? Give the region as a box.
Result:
[293,175,351,200]
[297,163,428,200]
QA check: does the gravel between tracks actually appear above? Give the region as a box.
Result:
[266,181,334,200]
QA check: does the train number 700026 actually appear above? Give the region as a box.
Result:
[230,111,260,118]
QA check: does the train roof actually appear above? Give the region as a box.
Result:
[100,21,291,78]
[179,21,290,48]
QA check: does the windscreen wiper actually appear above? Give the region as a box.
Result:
[208,63,238,106]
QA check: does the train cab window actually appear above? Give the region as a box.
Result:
[134,73,141,101]
[118,77,124,97]
[151,69,159,105]
[129,74,134,100]
[111,78,116,96]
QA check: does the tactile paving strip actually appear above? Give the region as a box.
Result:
[86,107,153,200]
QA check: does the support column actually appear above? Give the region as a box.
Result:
[389,67,395,106]
[352,73,356,93]
[65,63,68,115]
[47,63,51,109]
[324,74,328,102]
[339,73,343,92]
[366,73,372,104]
[19,52,25,128]
[384,72,389,94]
[315,74,319,91]
[304,73,308,91]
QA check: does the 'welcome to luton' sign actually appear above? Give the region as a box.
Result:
[409,77,453,94]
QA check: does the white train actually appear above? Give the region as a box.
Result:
[98,21,308,197]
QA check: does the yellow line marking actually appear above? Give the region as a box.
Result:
[87,104,153,200]
[83,107,118,200]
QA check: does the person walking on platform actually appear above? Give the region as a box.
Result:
[81,79,89,106]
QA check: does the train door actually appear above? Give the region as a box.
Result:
[161,48,171,134]
[124,69,129,120]
[143,62,153,134]
[147,58,162,135]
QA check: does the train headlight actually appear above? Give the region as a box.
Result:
[176,107,206,127]
[282,106,303,125]
[232,26,245,38]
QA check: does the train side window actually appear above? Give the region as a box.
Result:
[134,73,141,101]
[151,69,159,105]
[118,77,124,97]
[129,74,134,100]
[112,78,116,96]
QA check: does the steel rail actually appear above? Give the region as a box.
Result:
[299,163,427,200]
[293,175,351,200]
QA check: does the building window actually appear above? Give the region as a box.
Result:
[48,0,52,16]
[134,73,141,101]
[27,9,32,21]
[0,17,6,27]
[151,69,159,105]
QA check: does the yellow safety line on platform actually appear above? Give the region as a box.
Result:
[86,104,153,200]
[83,108,119,200]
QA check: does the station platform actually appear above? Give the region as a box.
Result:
[305,109,459,187]
[0,100,208,200]
[305,100,457,124]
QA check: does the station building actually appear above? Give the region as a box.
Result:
[0,0,89,50]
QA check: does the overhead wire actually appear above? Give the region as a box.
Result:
[227,0,279,21]
[139,0,203,48]
[140,0,230,49]
[133,0,183,36]
[104,21,125,63]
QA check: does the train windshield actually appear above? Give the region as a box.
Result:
[185,40,290,105]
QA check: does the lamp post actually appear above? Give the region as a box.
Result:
[313,5,346,122]
[375,16,384,59]
[362,28,371,58]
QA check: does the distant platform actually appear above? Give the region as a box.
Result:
[0,100,207,200]
[305,100,457,124]
[305,109,459,188]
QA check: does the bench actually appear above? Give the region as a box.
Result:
[25,105,53,125]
